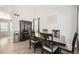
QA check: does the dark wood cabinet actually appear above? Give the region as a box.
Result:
[20,20,32,41]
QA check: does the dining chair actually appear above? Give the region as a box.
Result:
[58,32,78,54]
[29,31,42,53]
[41,32,59,54]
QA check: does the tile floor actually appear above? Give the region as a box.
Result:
[0,37,79,54]
[0,37,41,54]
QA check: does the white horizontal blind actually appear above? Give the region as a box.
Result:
[0,22,9,32]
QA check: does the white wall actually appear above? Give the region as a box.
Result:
[10,6,35,41]
[11,6,35,32]
[10,6,77,47]
[33,6,77,47]
[78,7,79,49]
[0,10,11,19]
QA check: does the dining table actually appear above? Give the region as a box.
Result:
[29,32,66,53]
[39,32,66,47]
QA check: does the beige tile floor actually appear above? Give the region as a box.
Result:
[0,37,41,54]
[0,37,79,54]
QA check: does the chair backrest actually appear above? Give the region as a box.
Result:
[31,31,35,36]
[41,32,57,53]
[72,32,78,53]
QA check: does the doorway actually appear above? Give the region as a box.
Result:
[0,19,13,46]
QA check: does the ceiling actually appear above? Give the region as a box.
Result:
[0,5,78,13]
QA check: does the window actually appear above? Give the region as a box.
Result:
[0,22,9,32]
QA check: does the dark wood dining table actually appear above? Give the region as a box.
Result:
[29,32,66,53]
[38,32,66,47]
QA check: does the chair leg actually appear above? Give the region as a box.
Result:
[29,44,31,49]
[34,46,36,53]
[58,48,61,54]
[41,48,44,54]
[33,43,36,53]
[29,42,31,49]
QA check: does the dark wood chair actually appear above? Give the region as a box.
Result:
[29,31,42,53]
[41,33,59,54]
[58,32,78,54]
